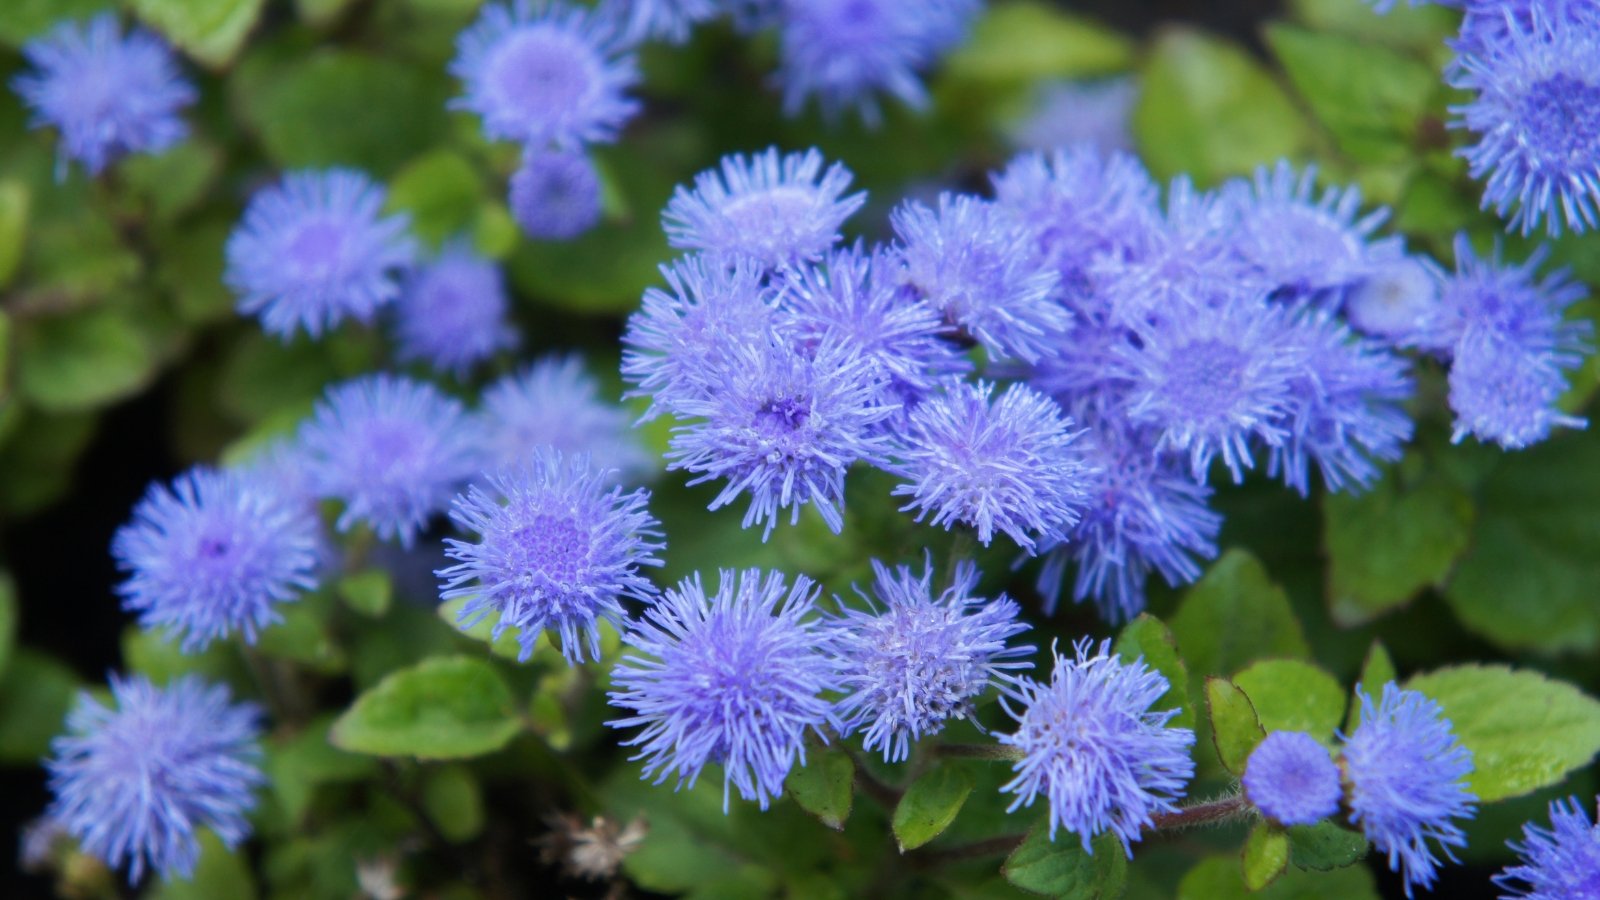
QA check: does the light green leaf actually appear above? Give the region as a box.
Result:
[16,307,159,413]
[438,595,528,661]
[784,749,854,831]
[1243,821,1290,891]
[1134,29,1311,185]
[423,764,486,843]
[1114,613,1194,731]
[1289,0,1460,52]
[1171,550,1310,680]
[296,0,360,26]
[386,151,489,248]
[1003,822,1127,898]
[1407,664,1600,803]
[945,1,1134,85]
[131,0,265,68]
[1206,678,1266,775]
[255,598,347,674]
[1179,854,1379,900]
[122,626,240,687]
[1287,822,1368,872]
[893,765,975,851]
[1232,660,1346,741]
[0,0,113,47]
[118,142,223,225]
[1347,641,1397,734]
[1323,466,1474,626]
[147,830,257,900]
[331,656,523,759]
[338,569,393,618]
[0,180,29,289]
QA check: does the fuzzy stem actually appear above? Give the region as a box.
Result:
[1148,794,1252,831]
[935,742,1024,762]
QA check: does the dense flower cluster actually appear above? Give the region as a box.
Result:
[1495,796,1600,899]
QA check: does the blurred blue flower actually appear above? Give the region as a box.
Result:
[891,380,1087,552]
[299,374,483,546]
[510,148,603,240]
[46,675,262,883]
[479,354,652,479]
[226,169,417,340]
[1243,731,1342,826]
[891,193,1069,363]
[622,255,777,417]
[1345,256,1440,343]
[1009,77,1138,155]
[113,467,321,652]
[12,13,195,176]
[1449,3,1600,235]
[666,336,895,538]
[451,0,639,148]
[1035,411,1221,623]
[1000,639,1195,853]
[1341,682,1476,897]
[616,0,719,43]
[608,568,840,811]
[440,449,663,664]
[393,239,517,377]
[831,555,1032,762]
[1495,796,1600,899]
[662,147,865,270]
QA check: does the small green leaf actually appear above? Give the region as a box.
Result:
[1172,550,1310,680]
[131,0,265,68]
[268,716,378,824]
[0,180,30,289]
[332,656,523,760]
[122,626,239,686]
[422,764,486,843]
[945,1,1135,85]
[338,569,393,618]
[386,151,489,247]
[1179,854,1380,900]
[118,142,222,225]
[1134,29,1312,185]
[0,648,80,763]
[1003,822,1127,898]
[892,765,975,851]
[438,595,528,660]
[147,830,257,900]
[1232,660,1345,741]
[1323,466,1474,626]
[255,599,347,673]
[1242,821,1290,891]
[1407,665,1600,803]
[1287,822,1368,872]
[16,307,160,413]
[1206,678,1266,776]
[0,408,97,517]
[0,0,112,47]
[784,749,854,831]
[1114,613,1194,731]
[1347,641,1397,734]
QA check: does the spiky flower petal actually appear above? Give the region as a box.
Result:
[1494,796,1600,900]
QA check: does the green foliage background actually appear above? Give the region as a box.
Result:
[1,1,1598,898]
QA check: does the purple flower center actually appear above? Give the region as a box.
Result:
[490,30,595,122]
[287,219,349,278]
[1159,338,1248,413]
[720,187,819,237]
[512,513,588,583]
[756,395,812,434]
[1520,75,1600,160]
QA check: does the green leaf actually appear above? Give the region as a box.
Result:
[147,830,257,900]
[1178,854,1379,900]
[1347,641,1397,734]
[1444,428,1600,652]
[1003,822,1127,899]
[1114,614,1194,731]
[338,569,393,618]
[1242,821,1290,891]
[438,595,528,661]
[1407,665,1600,803]
[1265,25,1438,163]
[0,408,97,517]
[1323,466,1474,625]
[386,151,490,248]
[16,307,160,413]
[423,764,486,843]
[1206,678,1266,775]
[118,142,223,225]
[1232,660,1346,741]
[1134,29,1311,185]
[1288,0,1460,52]
[0,648,80,763]
[254,598,347,673]
[0,180,29,289]
[332,656,523,760]
[0,571,15,683]
[0,0,113,46]
[784,749,854,831]
[1171,550,1310,680]
[1287,822,1368,872]
[892,765,975,851]
[268,716,378,825]
[296,0,360,26]
[131,0,265,68]
[122,626,240,687]
[944,1,1134,85]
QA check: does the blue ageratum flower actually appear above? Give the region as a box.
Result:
[299,374,483,547]
[1449,4,1600,235]
[12,13,195,176]
[775,0,979,124]
[479,354,652,479]
[509,148,603,240]
[1495,796,1600,899]
[622,254,777,417]
[891,193,1069,363]
[831,555,1032,762]
[1216,161,1404,303]
[607,568,841,811]
[616,0,719,43]
[662,147,865,271]
[1010,77,1139,156]
[666,336,896,538]
[777,243,969,410]
[112,467,322,653]
[1269,313,1414,496]
[450,0,639,149]
[1242,731,1342,827]
[1000,639,1196,853]
[226,169,417,340]
[46,675,263,883]
[439,449,663,664]
[1118,293,1298,483]
[1340,683,1476,896]
[1035,412,1221,623]
[891,381,1088,552]
[1345,256,1440,343]
[393,239,517,377]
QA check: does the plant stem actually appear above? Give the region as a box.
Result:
[1148,794,1252,831]
[839,743,903,808]
[910,833,1026,867]
[935,742,1024,762]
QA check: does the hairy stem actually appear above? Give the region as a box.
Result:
[935,742,1024,762]
[1148,794,1252,831]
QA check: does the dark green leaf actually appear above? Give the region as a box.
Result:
[16,307,160,413]
[1242,821,1289,891]
[1178,854,1379,899]
[0,571,14,683]
[147,830,257,900]
[423,764,486,843]
[0,408,97,517]
[892,764,975,851]
[0,0,113,47]
[1114,614,1194,731]
[131,0,265,68]
[386,151,490,248]
[254,598,347,673]
[1003,822,1127,898]
[1232,660,1345,741]
[0,648,80,763]
[1287,822,1368,871]
[944,1,1134,85]
[785,748,854,831]
[1206,678,1266,775]
[1171,550,1310,680]
[268,715,379,825]
[332,656,523,759]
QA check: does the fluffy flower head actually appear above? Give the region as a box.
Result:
[46,675,262,883]
[1494,796,1600,900]
[1010,77,1138,155]
[1243,731,1342,826]
[617,0,718,43]
[479,355,652,479]
[393,240,517,377]
[510,148,603,240]
[608,568,840,810]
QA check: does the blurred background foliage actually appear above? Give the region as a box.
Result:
[0,0,1598,898]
